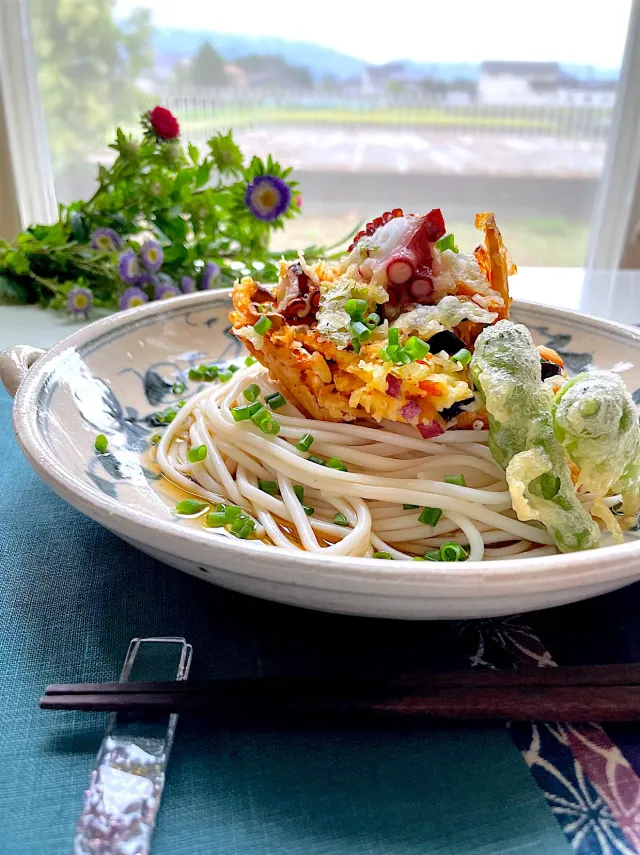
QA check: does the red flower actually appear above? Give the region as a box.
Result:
[148,106,180,140]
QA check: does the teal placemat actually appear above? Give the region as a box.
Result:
[0,385,583,854]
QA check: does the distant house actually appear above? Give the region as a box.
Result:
[478,61,616,107]
[361,62,422,94]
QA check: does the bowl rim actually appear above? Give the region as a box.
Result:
[11,288,640,590]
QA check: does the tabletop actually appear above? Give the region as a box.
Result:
[3,268,640,855]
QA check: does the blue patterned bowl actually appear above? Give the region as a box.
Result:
[3,289,640,619]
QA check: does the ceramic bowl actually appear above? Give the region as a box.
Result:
[3,289,640,620]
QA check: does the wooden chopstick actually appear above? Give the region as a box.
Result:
[39,664,640,722]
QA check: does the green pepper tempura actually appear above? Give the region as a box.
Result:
[553,371,640,522]
[471,321,600,553]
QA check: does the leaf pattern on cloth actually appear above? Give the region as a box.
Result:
[456,617,640,854]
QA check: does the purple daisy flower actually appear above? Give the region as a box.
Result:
[67,286,93,316]
[181,275,196,293]
[137,273,160,294]
[118,249,140,284]
[155,283,181,300]
[244,175,291,222]
[90,227,122,252]
[119,287,149,311]
[140,240,164,272]
[200,261,220,290]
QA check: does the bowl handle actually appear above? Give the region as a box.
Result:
[0,345,46,398]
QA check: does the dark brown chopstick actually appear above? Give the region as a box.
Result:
[40,664,640,722]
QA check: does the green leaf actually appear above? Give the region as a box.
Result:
[69,211,90,243]
[162,244,188,266]
[188,142,200,165]
[195,162,211,188]
[0,274,29,303]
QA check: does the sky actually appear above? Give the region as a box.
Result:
[116,0,634,67]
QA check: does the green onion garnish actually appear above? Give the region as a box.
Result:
[404,336,430,361]
[94,434,108,453]
[197,364,219,381]
[440,542,468,562]
[293,485,304,503]
[177,401,186,409]
[333,512,348,526]
[372,551,393,560]
[423,550,442,561]
[580,399,600,417]
[265,392,286,410]
[302,504,315,516]
[247,401,263,415]
[419,507,442,526]
[345,298,368,318]
[251,408,280,435]
[231,405,253,421]
[258,479,278,495]
[154,407,178,424]
[245,356,257,366]
[352,340,361,354]
[435,233,459,254]
[308,455,325,465]
[205,511,227,527]
[412,556,425,561]
[230,515,256,539]
[172,380,186,395]
[216,503,243,521]
[150,433,161,444]
[350,320,371,342]
[296,433,314,452]
[451,348,472,366]
[445,474,466,487]
[365,313,380,330]
[378,347,389,362]
[188,368,203,381]
[243,384,261,402]
[327,457,348,472]
[187,444,207,463]
[403,503,419,510]
[218,370,233,383]
[176,499,208,515]
[253,315,272,335]
[388,328,400,347]
[228,364,239,373]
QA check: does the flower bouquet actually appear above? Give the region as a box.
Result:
[0,106,314,315]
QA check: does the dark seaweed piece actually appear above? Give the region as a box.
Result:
[540,360,563,380]
[426,330,467,356]
[439,397,475,422]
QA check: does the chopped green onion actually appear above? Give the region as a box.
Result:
[308,455,325,465]
[365,313,381,330]
[188,368,203,381]
[372,551,393,560]
[435,233,459,254]
[231,405,253,422]
[419,507,442,526]
[345,298,368,318]
[253,315,272,336]
[198,364,219,381]
[423,551,442,561]
[216,503,244,522]
[403,503,419,510]
[378,347,389,362]
[177,400,186,408]
[404,336,430,361]
[539,473,561,499]
[350,320,371,342]
[176,499,208,515]
[333,512,348,526]
[296,433,314,452]
[228,364,239,373]
[243,384,261,402]
[440,542,468,562]
[265,392,286,410]
[187,444,207,463]
[395,350,411,365]
[150,433,161,445]
[172,380,186,394]
[445,474,466,487]
[388,328,400,347]
[302,504,315,516]
[154,407,177,424]
[293,485,304,503]
[327,457,348,472]
[580,399,600,417]
[205,511,227,528]
[451,348,472,366]
[247,401,263,416]
[251,407,279,435]
[412,556,426,561]
[218,370,233,383]
[230,515,256,539]
[244,355,257,366]
[258,479,278,495]
[352,339,361,354]
[94,434,108,453]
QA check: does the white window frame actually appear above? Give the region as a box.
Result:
[1,0,640,269]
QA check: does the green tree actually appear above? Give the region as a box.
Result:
[31,0,153,196]
[190,41,227,88]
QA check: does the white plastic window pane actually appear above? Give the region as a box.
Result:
[23,0,636,267]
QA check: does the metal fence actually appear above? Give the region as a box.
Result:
[162,88,614,140]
